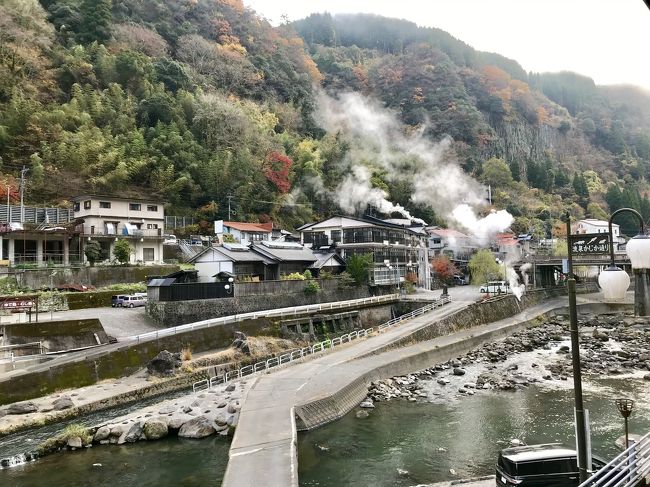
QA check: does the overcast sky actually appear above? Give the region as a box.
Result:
[243,0,650,90]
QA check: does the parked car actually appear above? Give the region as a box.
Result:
[111,295,127,307]
[163,234,177,245]
[480,280,510,294]
[452,274,467,286]
[496,443,607,487]
[122,295,147,308]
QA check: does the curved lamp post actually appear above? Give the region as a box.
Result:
[598,208,650,314]
[615,398,635,451]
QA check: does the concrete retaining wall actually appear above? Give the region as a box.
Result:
[147,287,371,327]
[1,319,108,353]
[4,265,179,290]
[0,298,394,405]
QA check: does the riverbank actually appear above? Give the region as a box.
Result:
[363,310,650,410]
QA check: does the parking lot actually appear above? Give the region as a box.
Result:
[37,306,160,340]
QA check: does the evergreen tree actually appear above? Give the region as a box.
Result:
[78,0,112,45]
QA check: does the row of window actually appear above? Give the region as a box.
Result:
[303,228,419,246]
[74,201,159,212]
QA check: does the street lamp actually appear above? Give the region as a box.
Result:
[224,276,234,295]
[615,398,635,451]
[598,208,650,315]
[565,213,589,483]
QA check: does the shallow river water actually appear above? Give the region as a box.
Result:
[297,376,650,487]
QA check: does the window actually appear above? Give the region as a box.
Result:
[146,224,159,229]
[143,248,155,262]
[99,201,111,209]
[331,230,341,243]
[129,203,141,211]
[84,200,91,210]
[74,202,80,212]
[147,205,158,212]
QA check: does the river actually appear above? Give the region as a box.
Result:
[297,376,650,486]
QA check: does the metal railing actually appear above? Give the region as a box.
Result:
[191,294,452,392]
[579,431,650,487]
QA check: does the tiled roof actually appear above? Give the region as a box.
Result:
[428,228,469,239]
[224,221,273,232]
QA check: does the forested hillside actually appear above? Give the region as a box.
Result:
[1,1,650,236]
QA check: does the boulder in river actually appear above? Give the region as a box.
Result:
[178,417,216,438]
[143,419,168,440]
[146,350,182,376]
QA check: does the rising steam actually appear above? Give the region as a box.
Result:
[312,91,512,242]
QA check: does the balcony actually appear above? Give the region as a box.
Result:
[77,225,163,239]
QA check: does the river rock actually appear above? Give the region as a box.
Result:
[93,426,110,442]
[165,414,189,430]
[225,383,236,392]
[178,417,215,438]
[452,368,466,376]
[355,410,369,418]
[643,373,650,381]
[158,405,176,414]
[53,396,74,411]
[146,350,182,377]
[7,401,38,415]
[143,419,168,440]
[119,422,143,444]
[67,436,82,449]
[359,399,375,409]
[227,401,240,414]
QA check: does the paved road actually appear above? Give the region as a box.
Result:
[38,306,160,339]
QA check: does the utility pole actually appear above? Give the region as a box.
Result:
[19,166,28,223]
[227,194,234,220]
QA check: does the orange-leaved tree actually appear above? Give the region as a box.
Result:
[430,255,459,284]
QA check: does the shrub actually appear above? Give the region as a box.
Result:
[304,280,320,295]
[302,269,312,279]
[281,272,306,281]
[113,239,132,265]
[181,346,193,361]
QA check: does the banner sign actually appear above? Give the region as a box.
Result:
[569,233,610,255]
[0,296,37,311]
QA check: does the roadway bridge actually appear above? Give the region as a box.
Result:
[523,254,631,288]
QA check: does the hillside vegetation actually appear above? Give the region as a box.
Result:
[1,2,650,235]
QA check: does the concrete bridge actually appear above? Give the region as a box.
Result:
[222,286,601,487]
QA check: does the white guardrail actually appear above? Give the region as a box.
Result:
[192,294,452,392]
[580,431,650,487]
[134,294,399,344]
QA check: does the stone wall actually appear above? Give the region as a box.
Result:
[0,296,390,405]
[147,287,371,327]
[4,264,180,290]
[1,318,108,353]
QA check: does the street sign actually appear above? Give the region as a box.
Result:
[569,233,610,255]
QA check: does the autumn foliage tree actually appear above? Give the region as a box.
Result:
[264,151,292,194]
[430,255,459,284]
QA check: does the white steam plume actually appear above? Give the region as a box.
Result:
[313,90,512,243]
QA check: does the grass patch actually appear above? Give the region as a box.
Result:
[36,424,92,456]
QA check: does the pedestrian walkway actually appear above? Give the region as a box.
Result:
[223,293,606,487]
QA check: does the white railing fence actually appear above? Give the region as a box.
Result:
[192,294,452,392]
[580,431,650,487]
[135,294,399,344]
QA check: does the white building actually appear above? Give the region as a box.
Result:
[73,195,165,264]
[574,219,619,238]
[214,220,274,245]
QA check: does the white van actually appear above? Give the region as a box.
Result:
[122,295,147,308]
[480,281,510,294]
